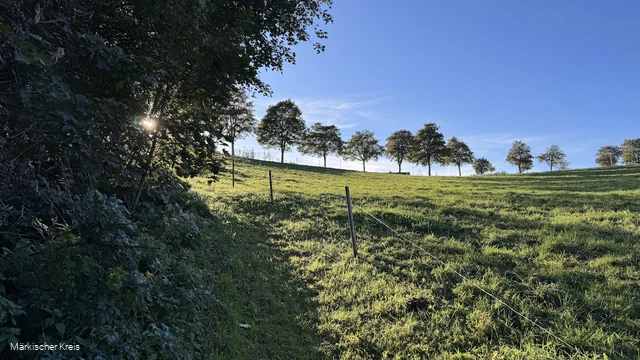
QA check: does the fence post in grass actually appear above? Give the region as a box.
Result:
[345,186,358,258]
[232,158,235,187]
[269,170,274,203]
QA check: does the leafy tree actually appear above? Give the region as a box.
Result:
[595,146,622,167]
[443,137,474,176]
[385,130,414,173]
[299,123,343,167]
[156,97,223,178]
[256,100,307,163]
[536,145,566,171]
[558,159,570,170]
[342,130,384,172]
[410,123,447,176]
[473,157,494,175]
[221,92,257,156]
[621,139,640,165]
[506,141,533,173]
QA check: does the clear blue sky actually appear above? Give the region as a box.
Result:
[236,0,640,175]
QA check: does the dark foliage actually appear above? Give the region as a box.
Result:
[0,0,332,357]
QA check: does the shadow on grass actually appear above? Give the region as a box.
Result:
[234,157,354,176]
[471,165,640,193]
[209,184,640,359]
[203,194,325,359]
[353,206,638,357]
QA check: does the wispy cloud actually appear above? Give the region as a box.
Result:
[252,94,389,130]
[459,132,549,156]
[336,123,358,129]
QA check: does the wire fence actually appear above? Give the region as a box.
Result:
[219,166,626,359]
[353,204,591,359]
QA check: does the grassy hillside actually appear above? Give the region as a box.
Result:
[194,160,640,359]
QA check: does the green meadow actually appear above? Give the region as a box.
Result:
[193,159,640,359]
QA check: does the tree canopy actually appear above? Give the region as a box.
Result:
[410,123,447,176]
[595,146,622,167]
[536,145,566,171]
[473,158,494,175]
[506,141,533,173]
[621,139,640,165]
[299,123,343,167]
[256,99,307,163]
[443,137,474,176]
[221,91,257,156]
[342,130,384,172]
[385,130,414,173]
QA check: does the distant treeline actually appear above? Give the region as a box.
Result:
[228,98,640,175]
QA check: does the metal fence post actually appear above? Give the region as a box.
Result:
[269,170,273,203]
[345,186,358,258]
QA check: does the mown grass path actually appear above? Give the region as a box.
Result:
[194,160,640,359]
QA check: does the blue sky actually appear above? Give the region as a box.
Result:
[235,0,640,175]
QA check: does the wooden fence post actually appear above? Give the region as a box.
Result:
[345,186,358,258]
[269,170,273,203]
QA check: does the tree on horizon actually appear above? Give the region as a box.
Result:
[410,123,447,176]
[443,136,474,176]
[221,91,257,157]
[595,145,622,167]
[342,130,384,172]
[473,157,494,175]
[385,130,414,173]
[621,139,640,165]
[506,140,533,173]
[256,99,306,163]
[299,123,343,167]
[536,145,566,171]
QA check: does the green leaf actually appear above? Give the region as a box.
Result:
[0,23,10,35]
[14,238,30,250]
[14,50,34,65]
[0,333,10,343]
[55,323,65,334]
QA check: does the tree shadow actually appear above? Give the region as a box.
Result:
[335,199,640,358]
[208,183,640,358]
[471,165,640,193]
[235,158,354,176]
[205,193,326,359]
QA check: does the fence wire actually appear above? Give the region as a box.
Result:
[355,204,594,360]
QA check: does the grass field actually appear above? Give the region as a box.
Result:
[192,159,640,359]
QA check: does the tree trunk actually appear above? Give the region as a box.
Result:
[610,153,613,166]
[428,163,431,176]
[231,141,235,157]
[458,164,461,176]
[362,160,366,172]
[518,164,521,173]
[550,164,553,171]
[324,155,327,168]
[131,84,171,213]
[131,130,159,213]
[398,161,402,173]
[280,147,285,163]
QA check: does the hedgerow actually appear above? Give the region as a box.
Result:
[1,0,332,358]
